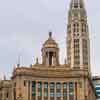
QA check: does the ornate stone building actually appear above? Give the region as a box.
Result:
[0,0,97,100]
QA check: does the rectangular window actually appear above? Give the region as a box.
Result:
[82,39,88,65]
[50,82,54,99]
[63,83,67,100]
[69,82,74,100]
[56,83,61,98]
[38,82,42,100]
[44,82,48,98]
[38,82,42,96]
[24,80,26,87]
[74,39,80,65]
[32,81,36,100]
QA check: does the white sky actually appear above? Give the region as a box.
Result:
[0,0,100,79]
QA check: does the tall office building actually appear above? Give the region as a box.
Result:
[93,76,100,100]
[0,0,97,100]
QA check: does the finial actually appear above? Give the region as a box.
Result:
[30,64,32,67]
[17,63,20,68]
[0,72,3,80]
[13,65,16,72]
[17,52,21,68]
[4,75,6,80]
[64,58,67,64]
[49,31,52,38]
[36,58,39,64]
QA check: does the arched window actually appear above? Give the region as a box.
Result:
[49,52,53,66]
[82,23,87,32]
[73,23,79,33]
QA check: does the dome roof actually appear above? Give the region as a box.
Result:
[43,32,58,48]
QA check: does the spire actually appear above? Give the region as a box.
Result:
[17,53,21,67]
[49,31,52,39]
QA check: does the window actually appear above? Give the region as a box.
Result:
[24,80,26,86]
[32,81,36,87]
[14,82,16,87]
[56,83,61,98]
[63,83,67,89]
[96,87,100,90]
[50,92,54,97]
[38,92,42,96]
[73,23,79,34]
[67,25,71,33]
[82,39,88,65]
[69,82,74,100]
[74,3,78,8]
[32,81,36,97]
[50,82,54,98]
[44,82,48,89]
[63,83,68,100]
[56,83,60,89]
[56,92,61,97]
[82,23,87,33]
[49,52,53,66]
[50,82,54,89]
[44,92,48,97]
[44,82,48,97]
[6,93,8,98]
[38,82,42,88]
[74,39,80,65]
[38,82,42,99]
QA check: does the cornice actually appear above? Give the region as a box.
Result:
[12,65,89,79]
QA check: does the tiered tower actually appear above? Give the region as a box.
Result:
[67,0,90,70]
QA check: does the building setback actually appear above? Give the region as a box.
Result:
[0,0,97,100]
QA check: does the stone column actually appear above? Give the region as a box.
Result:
[36,81,38,100]
[61,82,63,100]
[30,81,32,100]
[26,81,28,100]
[54,82,56,100]
[42,81,44,100]
[80,38,83,69]
[48,82,50,100]
[2,90,4,100]
[67,82,69,100]
[74,82,76,100]
[12,83,14,100]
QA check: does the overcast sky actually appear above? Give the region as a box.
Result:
[0,0,100,79]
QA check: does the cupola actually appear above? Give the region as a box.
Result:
[42,31,59,66]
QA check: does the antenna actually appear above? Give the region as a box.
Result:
[17,52,21,67]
